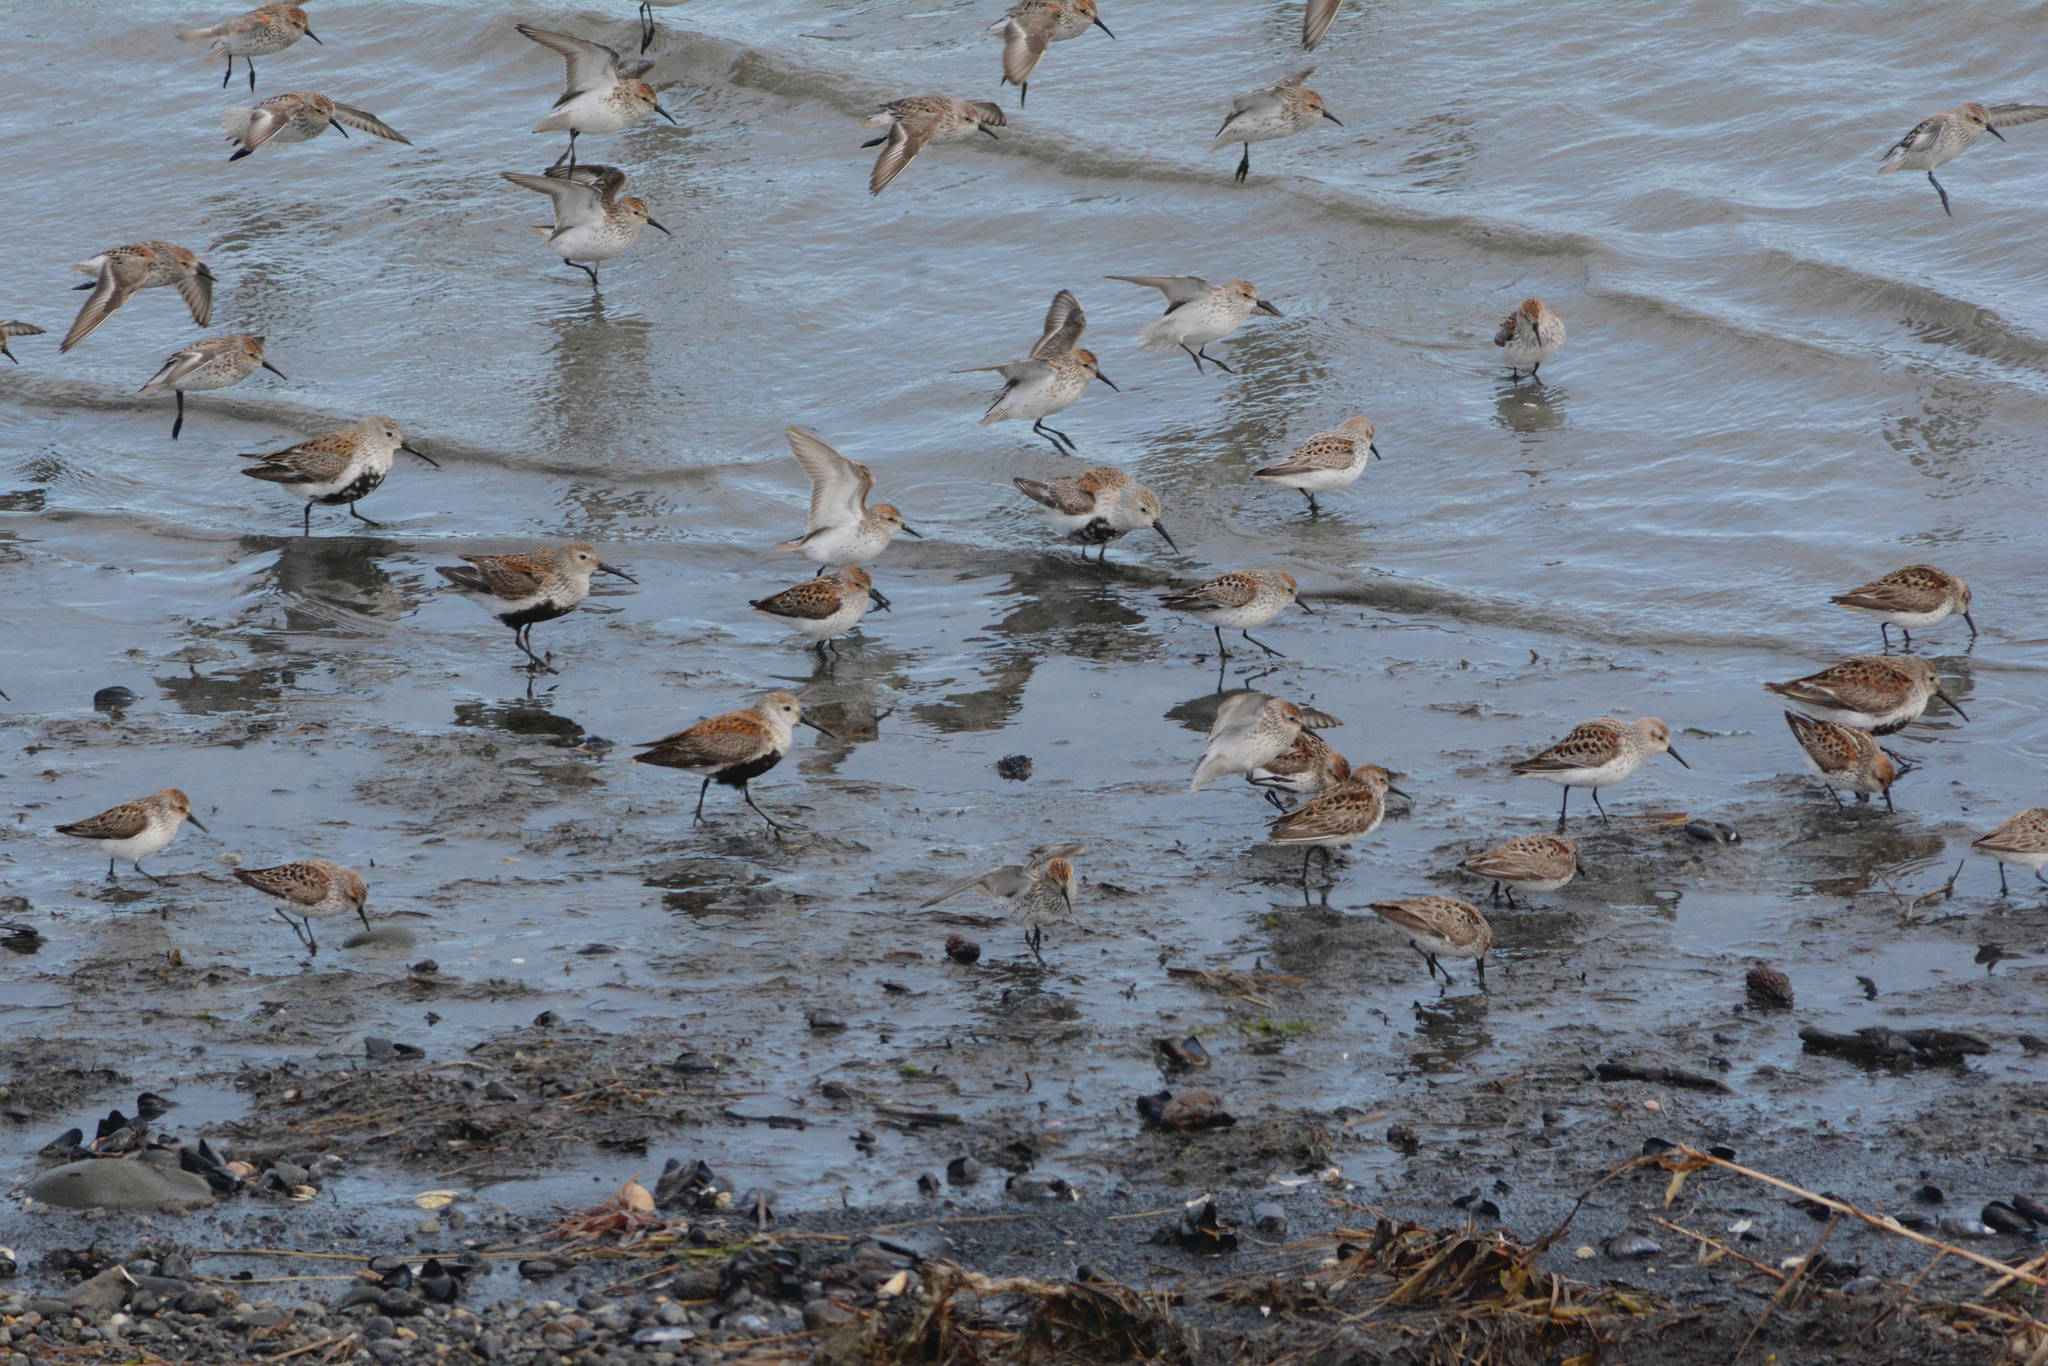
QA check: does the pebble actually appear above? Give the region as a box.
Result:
[26,1159,212,1210]
[1252,1203,1288,1236]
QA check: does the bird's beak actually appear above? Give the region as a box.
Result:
[1666,747,1692,769]
[1936,690,1969,721]
[1386,784,1412,801]
[1256,300,1284,317]
[328,119,350,138]
[597,562,638,583]
[185,814,210,834]
[73,281,95,291]
[197,264,215,281]
[1058,886,1074,916]
[1092,16,1114,37]
[654,104,679,126]
[869,592,891,613]
[1368,443,1383,460]
[1963,611,1978,634]
[1094,372,1119,391]
[647,216,674,236]
[980,125,1001,139]
[1151,521,1179,552]
[401,443,441,468]
[899,525,924,539]
[800,716,839,740]
[1988,126,2007,142]
[1295,597,1318,614]
[304,27,322,43]
[260,361,287,378]
[1322,110,1344,126]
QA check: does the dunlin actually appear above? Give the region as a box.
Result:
[0,322,44,364]
[436,543,636,673]
[967,290,1117,454]
[865,95,1005,194]
[1248,728,1349,810]
[1252,416,1378,516]
[1831,563,1975,649]
[233,859,368,953]
[240,416,439,533]
[138,333,284,440]
[920,842,1085,961]
[632,691,833,833]
[179,2,319,91]
[1302,0,1345,49]
[1108,274,1282,374]
[750,566,886,654]
[1511,716,1688,823]
[1210,68,1340,183]
[987,0,1113,107]
[1493,297,1564,381]
[1783,710,1907,811]
[1191,690,1340,792]
[1461,833,1578,908]
[1013,465,1176,560]
[1267,764,1402,888]
[1879,101,2048,216]
[1764,655,1965,734]
[502,163,670,286]
[1972,808,2048,896]
[777,427,920,586]
[55,789,206,883]
[1370,895,1493,985]
[1161,569,1312,658]
[517,23,675,168]
[62,242,214,353]
[223,91,411,160]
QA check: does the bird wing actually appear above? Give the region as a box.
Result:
[1108,274,1211,315]
[920,862,1032,908]
[751,578,843,621]
[1880,114,1945,163]
[241,430,356,484]
[61,254,149,353]
[446,553,550,598]
[1259,432,1354,475]
[786,427,871,529]
[963,357,1054,386]
[174,263,214,328]
[1492,310,1522,346]
[501,170,606,229]
[1030,289,1087,359]
[1164,571,1257,612]
[0,322,42,339]
[56,801,151,841]
[234,862,333,906]
[138,343,215,395]
[1267,781,1375,843]
[546,161,629,208]
[869,113,935,196]
[1986,102,2048,129]
[1024,841,1087,871]
[235,97,301,153]
[330,102,412,144]
[633,711,770,768]
[1303,0,1342,49]
[1512,721,1620,773]
[1012,474,1092,515]
[999,8,1057,86]
[517,23,625,98]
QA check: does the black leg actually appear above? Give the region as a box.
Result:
[1235,143,1251,184]
[302,503,312,536]
[172,391,185,440]
[356,902,372,931]
[106,858,117,880]
[1826,784,1844,808]
[1590,788,1609,824]
[1929,171,1951,217]
[1488,881,1502,906]
[1557,786,1570,822]
[1299,847,1312,887]
[1179,342,1207,374]
[1880,622,1893,650]
[1530,362,1544,382]
[1241,630,1284,658]
[1262,788,1287,812]
[1412,943,1436,980]
[1195,347,1236,374]
[135,860,165,886]
[740,784,786,835]
[276,907,307,946]
[1028,926,1044,965]
[1475,954,1487,988]
[247,59,256,93]
[693,777,711,824]
[1304,492,1320,517]
[1882,787,1895,813]
[1017,82,1027,109]
[1432,954,1454,985]
[1504,886,1519,910]
[1031,419,1076,454]
[569,261,599,287]
[222,56,232,89]
[1998,865,2010,896]
[348,503,383,527]
[639,0,656,51]
[1213,625,1231,660]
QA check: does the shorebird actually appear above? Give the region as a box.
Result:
[240,416,439,533]
[1267,764,1402,889]
[1013,465,1176,560]
[0,323,44,364]
[178,2,319,91]
[1210,68,1340,183]
[435,543,636,672]
[1160,569,1312,658]
[864,95,1005,194]
[1370,896,1493,985]
[222,91,411,160]
[776,427,920,588]
[234,860,369,954]
[1108,274,1282,374]
[138,334,284,440]
[1764,655,1966,734]
[1248,728,1349,810]
[501,163,670,286]
[1493,297,1565,381]
[62,242,214,353]
[517,23,676,168]
[1830,564,1975,649]
[55,789,206,883]
[750,566,887,655]
[967,289,1116,453]
[632,691,832,833]
[1972,808,2048,896]
[1783,711,1908,811]
[986,0,1113,106]
[1253,416,1378,516]
[920,842,1085,961]
[1302,0,1345,49]
[1879,101,2048,216]
[1461,834,1579,908]
[1191,691,1340,792]
[1511,716,1688,823]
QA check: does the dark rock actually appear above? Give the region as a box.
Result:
[1386,1124,1420,1155]
[1136,1089,1234,1132]
[27,1159,211,1210]
[376,1289,425,1317]
[1981,1202,2033,1236]
[995,755,1032,781]
[946,1155,983,1185]
[1159,1194,1237,1254]
[65,1268,134,1314]
[1682,820,1741,844]
[943,936,980,965]
[516,1260,564,1280]
[1252,1203,1287,1236]
[176,1290,227,1315]
[806,1011,846,1032]
[485,1081,519,1101]
[92,687,138,713]
[1745,966,1794,1010]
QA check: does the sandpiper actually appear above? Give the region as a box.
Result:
[435,543,636,673]
[179,2,319,91]
[0,323,44,364]
[501,163,670,286]
[1252,416,1378,516]
[1013,465,1176,560]
[1191,690,1340,792]
[1248,728,1349,810]
[1302,0,1345,49]
[1830,564,1975,649]
[1879,101,2048,215]
[865,95,1005,194]
[1370,896,1493,985]
[1511,716,1688,823]
[920,842,1084,961]
[1108,274,1282,374]
[1783,711,1907,811]
[1494,297,1565,381]
[1972,808,2048,896]
[223,91,411,160]
[986,0,1113,106]
[138,334,284,440]
[1764,655,1966,734]
[1461,834,1579,907]
[240,416,438,533]
[55,789,206,883]
[63,242,214,353]
[1267,764,1402,888]
[632,691,833,833]
[1211,68,1340,183]
[1161,569,1312,658]
[967,290,1117,453]
[750,566,886,654]
[517,23,675,168]
[234,859,368,953]
[777,427,920,587]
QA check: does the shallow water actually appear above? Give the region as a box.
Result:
[3,0,2047,1217]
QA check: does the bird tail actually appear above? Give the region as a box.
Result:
[1136,319,1176,351]
[177,23,226,43]
[220,106,257,140]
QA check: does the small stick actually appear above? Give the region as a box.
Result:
[1733,1213,1840,1363]
[1648,1217,1783,1281]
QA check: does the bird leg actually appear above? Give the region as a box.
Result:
[1590,788,1610,823]
[639,0,656,51]
[1475,954,1488,988]
[1303,491,1320,518]
[348,503,383,528]
[301,504,313,536]
[1027,925,1044,965]
[1882,788,1895,813]
[567,260,600,288]
[1504,886,1520,910]
[134,860,166,887]
[1928,171,1952,217]
[1031,419,1077,454]
[105,858,117,881]
[1262,788,1288,812]
[246,59,257,92]
[740,784,787,836]
[1488,881,1503,906]
[172,391,186,441]
[221,56,234,89]
[1178,342,1207,374]
[1195,347,1236,374]
[1998,864,2010,896]
[1880,622,1893,650]
[513,626,559,675]
[1212,625,1231,660]
[692,777,711,825]
[1241,630,1284,658]
[1557,786,1571,823]
[553,131,582,170]
[1234,143,1251,184]
[1016,82,1027,109]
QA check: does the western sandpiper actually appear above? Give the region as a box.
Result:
[1210,68,1340,183]
[777,427,920,586]
[632,691,833,833]
[138,333,284,440]
[63,243,213,354]
[1460,833,1578,908]
[1370,895,1493,985]
[1783,710,1907,811]
[865,95,1005,194]
[1972,808,2048,896]
[1248,727,1349,809]
[1013,465,1176,560]
[1764,655,1966,734]
[501,163,670,286]
[1302,0,1345,49]
[179,3,319,91]
[1879,101,2048,216]
[1268,763,1402,888]
[223,91,410,160]
[55,789,206,883]
[750,566,886,654]
[966,290,1116,454]
[0,322,44,364]
[240,416,438,533]
[1191,690,1341,792]
[517,23,675,168]
[1253,416,1378,516]
[233,859,368,953]
[986,0,1112,107]
[1161,568,1312,658]
[1108,274,1282,374]
[1493,297,1564,381]
[1831,563,1975,649]
[1511,716,1688,823]
[920,842,1084,961]
[435,543,636,673]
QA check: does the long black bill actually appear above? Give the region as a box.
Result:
[980,125,1001,139]
[1295,597,1318,614]
[401,443,441,468]
[1095,373,1119,391]
[1092,16,1114,37]
[304,27,322,43]
[1323,110,1344,126]
[1151,521,1179,552]
[598,563,638,583]
[654,104,679,126]
[329,120,351,138]
[898,525,924,539]
[1256,300,1284,317]
[1666,747,1692,769]
[799,716,839,741]
[1936,690,1969,721]
[1988,126,2007,141]
[1369,443,1383,460]
[647,217,674,236]
[260,361,287,379]
[186,814,210,834]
